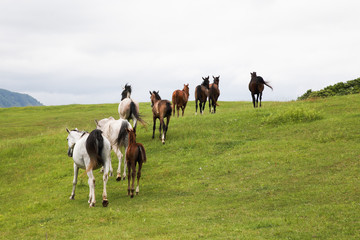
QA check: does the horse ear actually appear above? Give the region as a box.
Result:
[157,91,159,94]
[212,75,215,79]
[149,91,152,95]
[66,128,70,133]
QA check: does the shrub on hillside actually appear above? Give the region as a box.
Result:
[298,77,360,100]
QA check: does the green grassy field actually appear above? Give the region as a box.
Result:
[0,95,359,239]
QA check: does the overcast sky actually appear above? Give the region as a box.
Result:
[0,0,359,105]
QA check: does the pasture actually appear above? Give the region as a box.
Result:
[0,95,359,239]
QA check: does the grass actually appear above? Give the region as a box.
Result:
[0,95,359,239]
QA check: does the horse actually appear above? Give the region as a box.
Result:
[208,75,220,113]
[125,128,147,198]
[95,117,133,181]
[172,84,190,117]
[149,91,172,144]
[66,128,112,207]
[249,72,273,108]
[195,76,210,115]
[118,84,145,132]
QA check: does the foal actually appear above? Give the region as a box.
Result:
[172,84,190,117]
[126,128,146,198]
[209,76,220,113]
[149,91,172,144]
[195,76,210,115]
[249,72,273,108]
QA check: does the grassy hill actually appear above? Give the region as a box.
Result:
[0,88,43,108]
[0,95,359,239]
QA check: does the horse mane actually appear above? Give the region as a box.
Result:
[121,84,132,100]
[152,91,161,100]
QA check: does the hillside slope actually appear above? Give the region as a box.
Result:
[0,95,359,239]
[0,88,43,107]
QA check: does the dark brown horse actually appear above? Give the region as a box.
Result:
[125,128,146,198]
[149,91,172,144]
[208,76,220,113]
[172,84,189,117]
[195,76,210,115]
[249,72,273,108]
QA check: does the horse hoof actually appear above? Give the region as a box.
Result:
[122,176,126,180]
[102,200,109,207]
[69,196,75,200]
[116,176,121,181]
[89,203,95,208]
[131,195,134,198]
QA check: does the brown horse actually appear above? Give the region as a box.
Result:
[195,76,210,115]
[209,76,220,113]
[125,128,146,198]
[172,84,190,117]
[149,91,172,144]
[249,72,273,108]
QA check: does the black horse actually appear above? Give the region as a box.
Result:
[195,76,210,115]
[248,72,273,108]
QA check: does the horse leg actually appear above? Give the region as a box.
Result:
[70,163,79,200]
[256,94,259,107]
[136,161,143,195]
[213,101,216,113]
[202,100,206,114]
[159,117,163,140]
[164,116,170,143]
[259,92,263,107]
[177,105,180,117]
[114,147,123,181]
[132,115,137,133]
[195,99,198,115]
[159,117,166,144]
[152,117,156,139]
[251,93,256,108]
[122,145,128,180]
[181,106,185,116]
[87,170,96,207]
[209,98,212,113]
[172,102,175,116]
[130,162,136,198]
[127,161,131,196]
[102,161,110,207]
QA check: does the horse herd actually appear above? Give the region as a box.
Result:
[65,72,272,207]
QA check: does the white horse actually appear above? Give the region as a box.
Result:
[95,117,132,181]
[66,128,112,207]
[118,84,145,132]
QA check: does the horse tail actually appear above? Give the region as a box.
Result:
[137,144,147,163]
[165,101,172,116]
[86,129,104,172]
[196,85,201,101]
[117,120,129,147]
[257,76,273,90]
[130,101,146,126]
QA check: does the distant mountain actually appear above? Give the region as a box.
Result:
[0,89,43,107]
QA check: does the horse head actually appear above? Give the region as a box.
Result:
[149,91,161,107]
[183,84,190,97]
[201,76,210,89]
[66,128,87,157]
[212,76,220,85]
[121,84,132,100]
